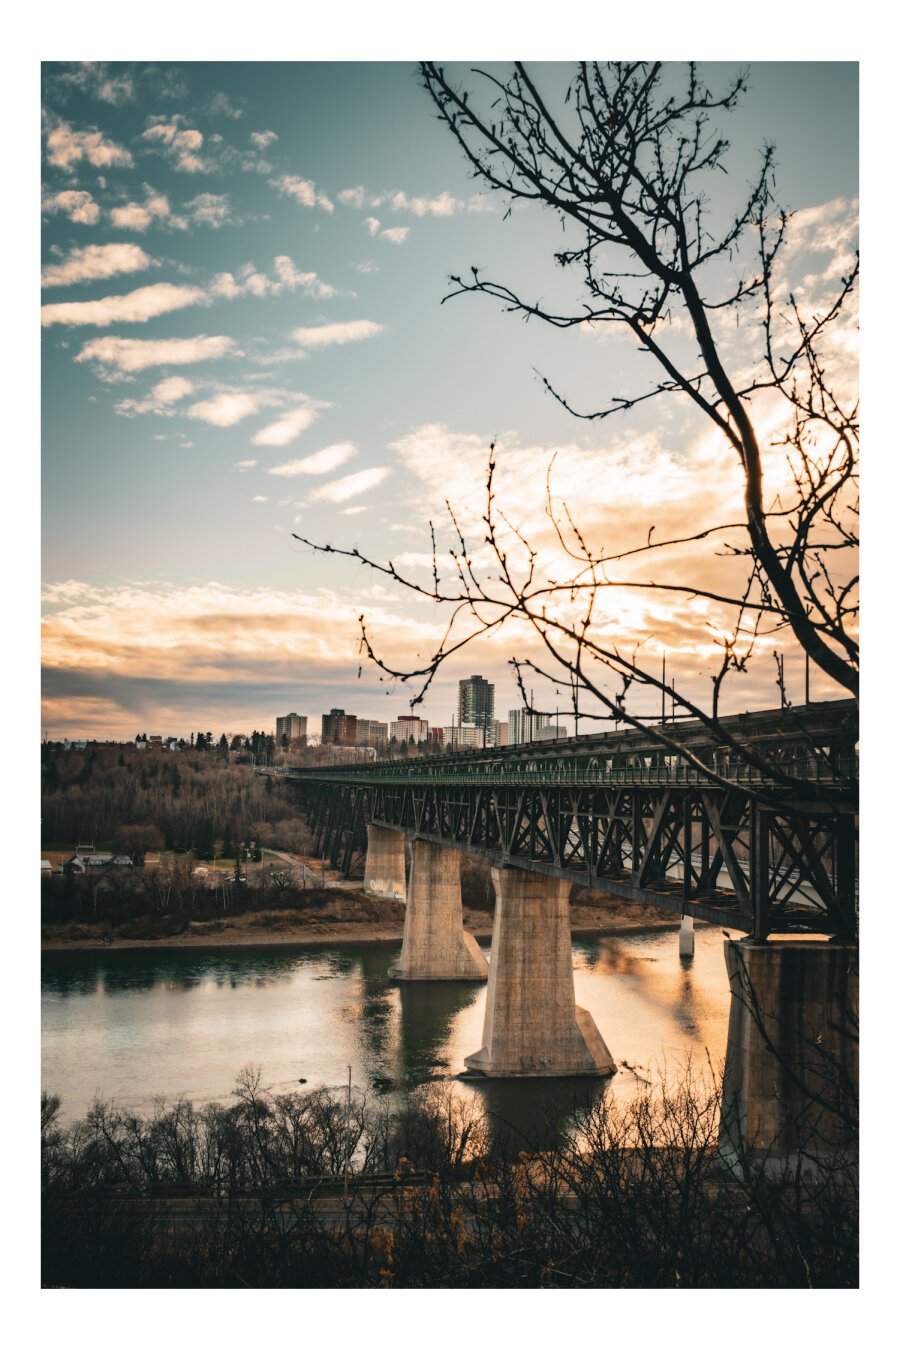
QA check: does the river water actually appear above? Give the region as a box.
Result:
[42,926,732,1146]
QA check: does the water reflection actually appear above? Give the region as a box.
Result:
[468,1075,611,1154]
[397,981,483,1081]
[42,929,732,1141]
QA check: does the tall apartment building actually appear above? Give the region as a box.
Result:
[275,713,307,745]
[390,715,429,744]
[457,675,495,737]
[447,722,487,749]
[321,708,357,745]
[508,708,554,745]
[355,718,389,748]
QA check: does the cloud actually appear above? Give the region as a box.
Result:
[142,116,208,172]
[235,459,257,471]
[110,192,172,231]
[290,319,384,349]
[270,174,334,212]
[187,392,264,427]
[252,405,323,448]
[206,91,244,120]
[341,186,483,216]
[251,495,268,502]
[267,443,357,476]
[41,243,153,288]
[310,466,390,502]
[350,260,380,274]
[44,117,133,170]
[40,578,443,738]
[250,130,278,149]
[212,255,337,301]
[76,334,237,374]
[41,282,209,328]
[44,62,137,106]
[41,188,100,225]
[364,217,409,244]
[379,227,409,245]
[383,190,460,217]
[114,375,194,416]
[184,192,233,228]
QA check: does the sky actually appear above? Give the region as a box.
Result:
[40,60,859,740]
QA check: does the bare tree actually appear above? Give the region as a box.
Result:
[296,62,858,784]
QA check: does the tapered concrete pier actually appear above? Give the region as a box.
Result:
[363,823,407,901]
[718,938,858,1173]
[464,866,616,1077]
[679,915,695,957]
[388,840,489,981]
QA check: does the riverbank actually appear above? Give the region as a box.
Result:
[41,888,678,951]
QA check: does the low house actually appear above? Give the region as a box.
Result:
[64,852,134,874]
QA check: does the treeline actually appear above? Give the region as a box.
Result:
[41,1068,857,1288]
[41,745,304,854]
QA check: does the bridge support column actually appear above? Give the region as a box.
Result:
[679,915,695,957]
[363,824,407,901]
[388,841,489,981]
[464,867,616,1077]
[718,939,858,1174]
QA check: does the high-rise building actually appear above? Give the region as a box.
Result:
[275,713,307,745]
[321,708,357,745]
[390,715,429,744]
[355,718,389,748]
[508,708,554,745]
[447,722,487,749]
[457,675,495,739]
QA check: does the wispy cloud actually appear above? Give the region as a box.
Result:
[340,185,488,217]
[114,376,194,416]
[184,192,233,228]
[41,188,101,225]
[212,256,338,301]
[41,282,209,328]
[250,130,278,149]
[109,193,172,231]
[76,334,238,375]
[206,91,244,120]
[41,243,154,289]
[310,466,390,501]
[363,217,409,244]
[267,443,357,477]
[235,459,258,471]
[142,116,208,172]
[187,392,264,427]
[379,227,409,246]
[269,173,334,213]
[252,405,323,448]
[291,319,384,349]
[44,116,133,171]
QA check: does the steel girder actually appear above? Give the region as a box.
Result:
[293,777,857,940]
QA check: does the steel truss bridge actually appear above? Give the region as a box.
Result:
[267,700,858,940]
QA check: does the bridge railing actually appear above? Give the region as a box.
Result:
[272,753,858,791]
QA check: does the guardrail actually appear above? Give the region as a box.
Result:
[268,754,858,791]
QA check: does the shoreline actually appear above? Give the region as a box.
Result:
[41,918,682,955]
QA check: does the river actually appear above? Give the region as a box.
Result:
[42,925,732,1147]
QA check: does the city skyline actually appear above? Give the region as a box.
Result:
[41,61,858,738]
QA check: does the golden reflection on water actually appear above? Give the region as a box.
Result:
[42,928,731,1142]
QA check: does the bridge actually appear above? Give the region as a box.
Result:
[266,699,858,1163]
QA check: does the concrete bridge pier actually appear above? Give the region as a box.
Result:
[363,823,407,901]
[464,866,616,1077]
[718,938,858,1175]
[389,839,489,981]
[679,915,695,957]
